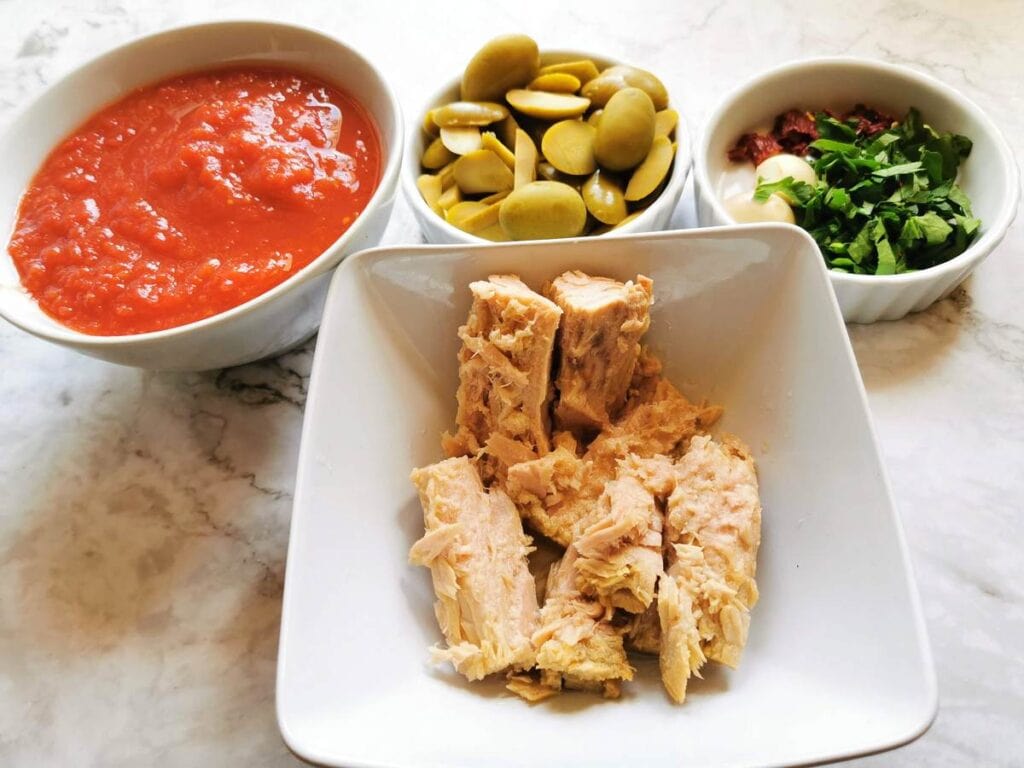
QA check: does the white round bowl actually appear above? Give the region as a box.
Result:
[694,57,1019,323]
[0,20,403,370]
[402,50,691,245]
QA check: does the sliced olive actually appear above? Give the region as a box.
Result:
[440,126,483,155]
[417,174,443,214]
[505,89,590,120]
[581,170,627,224]
[422,137,456,170]
[461,34,540,102]
[437,161,457,190]
[437,183,462,211]
[481,131,515,170]
[538,59,601,84]
[423,110,440,137]
[654,108,678,138]
[625,136,675,201]
[528,73,582,93]
[612,210,644,229]
[499,181,587,240]
[446,200,489,228]
[432,101,508,128]
[581,64,669,109]
[476,222,511,242]
[541,119,597,176]
[536,161,559,182]
[594,87,655,171]
[514,128,537,189]
[480,189,511,205]
[496,113,520,150]
[457,200,503,233]
[453,149,514,194]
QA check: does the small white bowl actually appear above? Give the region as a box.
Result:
[402,50,691,245]
[0,20,403,370]
[694,57,1019,323]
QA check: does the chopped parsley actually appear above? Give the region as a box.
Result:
[754,109,979,275]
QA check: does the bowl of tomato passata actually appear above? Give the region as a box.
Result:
[0,20,402,370]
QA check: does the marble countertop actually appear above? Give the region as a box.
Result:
[1,1,1021,765]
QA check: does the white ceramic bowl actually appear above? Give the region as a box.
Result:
[0,20,403,370]
[402,50,691,244]
[694,57,1019,323]
[278,226,935,768]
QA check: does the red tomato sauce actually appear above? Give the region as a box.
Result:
[8,67,381,335]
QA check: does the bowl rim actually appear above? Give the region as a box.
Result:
[400,47,692,245]
[693,55,1021,286]
[0,18,404,347]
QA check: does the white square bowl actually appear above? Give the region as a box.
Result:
[277,226,936,768]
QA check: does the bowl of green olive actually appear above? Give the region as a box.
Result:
[402,34,690,243]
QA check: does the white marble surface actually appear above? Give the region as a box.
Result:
[0,1,1021,765]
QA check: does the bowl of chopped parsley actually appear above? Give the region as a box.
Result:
[695,58,1019,323]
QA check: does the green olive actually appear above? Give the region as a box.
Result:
[432,101,508,128]
[439,126,482,155]
[594,87,655,171]
[498,181,586,240]
[453,149,514,194]
[422,137,456,170]
[654,108,678,138]
[514,128,537,189]
[541,119,596,176]
[581,170,627,224]
[538,59,601,84]
[417,174,443,214]
[505,89,590,120]
[481,131,515,170]
[612,210,644,230]
[587,109,603,128]
[581,65,669,109]
[528,73,581,93]
[461,34,540,102]
[624,136,675,201]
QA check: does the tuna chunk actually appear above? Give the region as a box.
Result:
[625,601,661,654]
[529,546,634,698]
[658,435,762,702]
[507,370,720,547]
[409,457,539,681]
[573,473,663,613]
[546,271,653,434]
[442,275,562,481]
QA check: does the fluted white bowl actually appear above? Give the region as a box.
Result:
[695,57,1019,323]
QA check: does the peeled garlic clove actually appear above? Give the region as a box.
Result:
[723,192,796,224]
